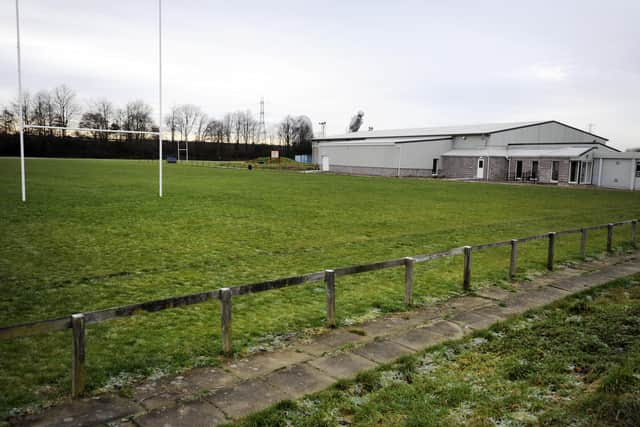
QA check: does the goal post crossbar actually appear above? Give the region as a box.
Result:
[14,0,165,201]
[25,125,160,136]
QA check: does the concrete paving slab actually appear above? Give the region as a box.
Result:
[523,286,569,304]
[263,363,334,400]
[550,276,604,292]
[297,330,367,356]
[472,305,511,320]
[138,392,181,412]
[447,296,492,312]
[389,327,448,351]
[424,320,464,340]
[133,375,194,402]
[182,367,238,393]
[475,286,514,301]
[407,307,443,323]
[19,395,143,427]
[353,316,409,338]
[207,378,287,419]
[308,352,377,380]
[226,350,310,380]
[135,401,226,427]
[499,294,545,315]
[352,339,415,364]
[450,311,500,332]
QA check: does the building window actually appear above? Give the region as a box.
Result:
[432,158,439,175]
[515,160,523,179]
[531,161,539,180]
[569,161,580,184]
[551,161,559,182]
[636,160,640,178]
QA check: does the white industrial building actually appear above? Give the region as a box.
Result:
[312,120,640,190]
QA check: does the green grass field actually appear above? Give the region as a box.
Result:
[1,157,639,417]
[229,275,640,427]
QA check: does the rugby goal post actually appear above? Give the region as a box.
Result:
[14,0,165,201]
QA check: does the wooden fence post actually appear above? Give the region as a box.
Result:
[580,228,587,259]
[325,270,336,327]
[547,232,556,271]
[404,257,415,305]
[220,288,232,355]
[463,246,472,291]
[509,239,518,281]
[71,313,85,398]
[607,223,614,252]
[632,220,638,249]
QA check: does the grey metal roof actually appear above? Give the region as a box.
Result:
[441,147,508,157]
[507,146,594,158]
[317,136,452,146]
[441,146,596,159]
[593,151,640,159]
[315,120,547,141]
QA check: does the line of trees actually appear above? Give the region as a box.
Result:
[0,84,314,154]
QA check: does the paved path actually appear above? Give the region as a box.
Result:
[15,254,640,427]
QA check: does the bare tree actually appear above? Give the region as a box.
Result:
[0,105,15,135]
[11,90,32,134]
[232,111,242,145]
[109,109,126,142]
[32,91,48,135]
[175,104,203,142]
[164,105,179,144]
[278,115,296,150]
[204,119,225,143]
[238,110,257,146]
[123,100,154,141]
[222,113,233,144]
[194,112,209,142]
[52,85,78,136]
[79,99,113,141]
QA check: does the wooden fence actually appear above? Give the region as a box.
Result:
[0,219,637,398]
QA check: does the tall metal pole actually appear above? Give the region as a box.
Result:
[15,0,26,202]
[158,0,163,197]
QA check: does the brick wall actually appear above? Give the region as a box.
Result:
[441,156,477,179]
[508,158,570,184]
[330,165,433,177]
[488,157,508,181]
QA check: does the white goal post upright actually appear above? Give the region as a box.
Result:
[15,0,26,202]
[158,0,163,197]
[13,0,165,201]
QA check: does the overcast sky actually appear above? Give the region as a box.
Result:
[1,0,639,149]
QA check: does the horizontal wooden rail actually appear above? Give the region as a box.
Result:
[413,247,465,262]
[84,290,222,325]
[229,271,325,296]
[0,316,71,339]
[1,218,637,341]
[334,258,405,276]
[471,240,512,251]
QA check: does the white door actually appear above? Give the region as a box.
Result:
[321,156,330,172]
[476,158,485,179]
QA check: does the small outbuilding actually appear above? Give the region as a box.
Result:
[312,120,636,190]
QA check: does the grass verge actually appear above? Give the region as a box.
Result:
[228,274,640,427]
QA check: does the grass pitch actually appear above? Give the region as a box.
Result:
[0,157,639,416]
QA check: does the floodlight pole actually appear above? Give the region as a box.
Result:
[158,0,163,197]
[15,0,26,202]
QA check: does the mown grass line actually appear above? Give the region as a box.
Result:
[0,157,639,417]
[228,274,640,427]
